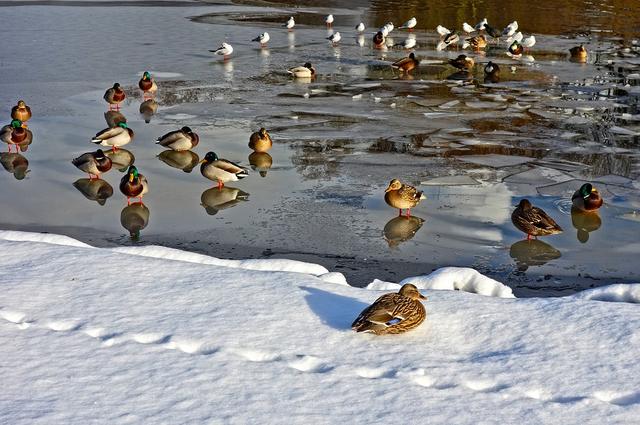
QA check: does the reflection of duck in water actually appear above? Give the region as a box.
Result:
[1,120,32,153]
[383,215,425,248]
[384,179,425,217]
[510,239,561,271]
[200,186,249,215]
[569,44,588,63]
[120,202,150,240]
[120,165,148,205]
[484,61,500,83]
[0,152,29,180]
[571,183,603,212]
[139,99,158,123]
[158,150,200,173]
[73,178,114,205]
[11,100,32,124]
[571,206,602,243]
[448,54,474,70]
[71,149,112,179]
[104,148,135,172]
[511,199,563,240]
[248,151,272,177]
[104,110,127,128]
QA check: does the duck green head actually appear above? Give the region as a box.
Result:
[201,151,218,164]
[118,122,128,129]
[127,165,139,182]
[10,119,23,128]
[143,71,151,80]
[579,183,594,198]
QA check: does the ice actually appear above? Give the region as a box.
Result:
[137,71,183,78]
[571,284,640,304]
[456,154,534,168]
[420,175,481,186]
[503,167,573,186]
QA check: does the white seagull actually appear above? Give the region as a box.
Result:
[436,25,451,37]
[463,22,475,34]
[325,14,334,27]
[506,31,523,44]
[502,21,518,37]
[399,17,417,30]
[210,42,233,59]
[475,18,488,31]
[522,35,536,49]
[327,31,341,45]
[284,17,295,30]
[397,34,416,49]
[252,32,270,46]
[355,22,365,32]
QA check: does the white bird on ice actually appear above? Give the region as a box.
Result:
[399,17,416,30]
[284,17,295,30]
[252,32,270,46]
[210,42,233,58]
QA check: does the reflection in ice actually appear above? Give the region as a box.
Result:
[248,152,272,177]
[510,239,562,271]
[0,152,29,180]
[120,202,150,240]
[73,178,114,206]
[571,207,602,243]
[383,215,425,248]
[157,150,200,173]
[200,187,249,215]
[104,148,135,172]
[139,99,158,124]
[104,111,127,128]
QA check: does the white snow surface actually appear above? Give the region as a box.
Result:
[1,232,640,424]
[571,283,640,304]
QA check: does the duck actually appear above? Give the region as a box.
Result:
[373,31,386,48]
[0,152,29,180]
[200,151,248,189]
[1,120,31,153]
[521,35,536,49]
[252,32,270,47]
[248,151,272,177]
[462,22,475,34]
[91,122,134,151]
[103,83,126,111]
[572,183,603,212]
[570,44,587,62]
[443,32,459,47]
[399,17,416,31]
[72,149,112,179]
[73,178,114,206]
[511,199,563,239]
[384,178,426,216]
[352,283,427,335]
[484,61,500,77]
[138,71,157,99]
[355,22,365,32]
[11,100,31,124]
[474,18,488,31]
[391,52,419,73]
[502,21,518,37]
[139,99,158,123]
[104,110,127,128]
[287,62,316,78]
[284,16,295,30]
[210,42,233,59]
[448,54,475,70]
[120,202,150,240]
[156,126,199,151]
[483,23,501,39]
[508,40,524,56]
[325,14,334,27]
[120,165,148,205]
[466,34,487,50]
[249,128,272,152]
[327,32,341,45]
[436,25,451,37]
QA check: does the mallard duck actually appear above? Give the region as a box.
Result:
[399,17,417,31]
[1,120,31,153]
[325,14,334,27]
[511,199,563,239]
[104,83,126,111]
[139,99,158,123]
[120,202,150,240]
[138,71,157,99]
[249,128,272,152]
[383,215,425,248]
[156,126,199,151]
[509,41,524,56]
[373,31,386,48]
[73,178,114,206]
[201,186,250,215]
[0,152,29,180]
[355,22,365,32]
[484,61,500,77]
[467,35,487,50]
[11,100,31,123]
[502,21,518,37]
[392,52,419,73]
[384,178,426,217]
[248,151,272,177]
[284,16,295,30]
[92,122,134,151]
[352,284,427,335]
[463,22,475,34]
[200,151,248,189]
[327,32,341,45]
[448,54,475,70]
[120,165,148,205]
[570,44,587,62]
[252,32,270,47]
[287,62,315,78]
[210,42,233,59]
[104,110,127,128]
[158,150,200,173]
[72,149,112,179]
[571,183,603,212]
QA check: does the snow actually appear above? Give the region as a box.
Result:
[1,231,640,424]
[571,284,640,304]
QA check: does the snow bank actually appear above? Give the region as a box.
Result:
[0,230,91,248]
[570,283,640,304]
[367,267,515,298]
[1,231,640,424]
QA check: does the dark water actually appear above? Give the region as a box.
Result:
[0,0,639,296]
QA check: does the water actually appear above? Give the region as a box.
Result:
[0,0,639,296]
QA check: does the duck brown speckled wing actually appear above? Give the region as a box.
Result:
[512,206,563,236]
[352,293,425,335]
[398,184,423,202]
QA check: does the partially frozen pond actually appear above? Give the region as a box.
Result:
[0,0,639,296]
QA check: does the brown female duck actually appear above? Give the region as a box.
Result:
[571,183,603,212]
[448,54,475,70]
[248,128,273,152]
[570,44,588,62]
[466,35,487,50]
[104,83,126,111]
[511,199,563,239]
[352,284,427,335]
[384,178,426,217]
[392,52,419,73]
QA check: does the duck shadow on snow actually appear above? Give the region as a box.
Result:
[301,286,368,330]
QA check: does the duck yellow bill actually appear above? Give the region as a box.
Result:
[129,174,134,182]
[199,159,207,164]
[419,294,427,300]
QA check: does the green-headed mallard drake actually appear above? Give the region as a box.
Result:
[570,44,588,62]
[0,152,29,180]
[1,120,32,153]
[11,100,31,124]
[508,40,523,56]
[120,202,150,240]
[512,199,563,239]
[392,52,419,73]
[467,35,487,50]
[287,62,315,79]
[200,151,248,189]
[249,128,273,152]
[138,71,157,99]
[384,178,426,217]
[248,151,272,177]
[92,122,134,151]
[120,165,148,205]
[352,283,427,335]
[572,183,603,212]
[73,178,114,206]
[448,54,474,70]
[104,83,126,111]
[158,150,200,173]
[72,149,112,179]
[140,99,158,124]
[484,61,500,77]
[156,126,199,151]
